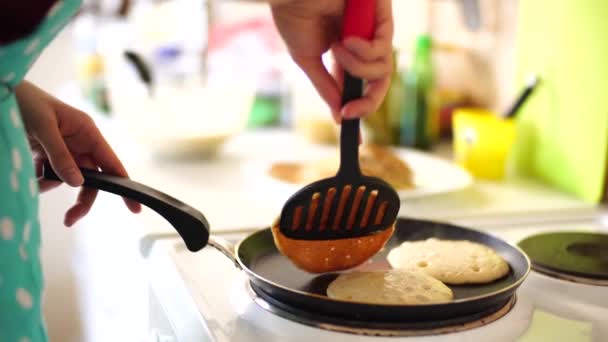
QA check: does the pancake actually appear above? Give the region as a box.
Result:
[387,238,510,284]
[268,144,414,190]
[271,220,394,274]
[327,269,453,305]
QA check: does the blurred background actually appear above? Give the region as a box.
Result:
[25,0,607,341]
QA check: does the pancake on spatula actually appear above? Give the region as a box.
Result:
[272,218,394,274]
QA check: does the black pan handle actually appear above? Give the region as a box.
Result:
[42,162,209,252]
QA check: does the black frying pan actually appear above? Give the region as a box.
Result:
[42,164,530,324]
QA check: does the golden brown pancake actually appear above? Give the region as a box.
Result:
[387,238,510,284]
[272,220,394,274]
[327,269,454,305]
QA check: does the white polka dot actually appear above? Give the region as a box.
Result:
[47,2,63,17]
[16,288,33,309]
[12,148,22,171]
[23,221,31,242]
[30,178,38,197]
[19,245,28,261]
[24,39,40,56]
[10,107,21,128]
[20,337,31,342]
[2,72,15,82]
[10,172,19,191]
[1,218,15,240]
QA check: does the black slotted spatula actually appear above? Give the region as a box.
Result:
[278,0,400,240]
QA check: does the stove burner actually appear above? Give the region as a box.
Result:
[518,232,608,286]
[248,282,517,337]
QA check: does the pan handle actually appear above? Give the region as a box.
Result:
[41,161,210,252]
[208,236,240,269]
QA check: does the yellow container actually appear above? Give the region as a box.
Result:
[452,109,516,180]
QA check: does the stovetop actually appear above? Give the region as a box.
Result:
[147,219,608,342]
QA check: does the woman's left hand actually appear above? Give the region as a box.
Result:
[15,81,141,227]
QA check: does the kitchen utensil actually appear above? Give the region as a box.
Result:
[278,0,400,240]
[42,162,209,252]
[123,50,154,96]
[41,164,529,325]
[503,74,539,119]
[453,109,516,180]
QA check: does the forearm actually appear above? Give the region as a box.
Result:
[14,81,55,134]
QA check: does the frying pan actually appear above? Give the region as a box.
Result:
[42,164,530,324]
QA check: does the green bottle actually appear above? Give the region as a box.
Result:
[364,50,404,145]
[400,34,437,149]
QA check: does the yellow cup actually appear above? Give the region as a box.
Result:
[452,109,516,180]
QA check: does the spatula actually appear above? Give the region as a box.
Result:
[278,0,400,240]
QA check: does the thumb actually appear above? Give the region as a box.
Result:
[36,127,84,187]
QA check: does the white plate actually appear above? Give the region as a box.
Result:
[246,146,473,201]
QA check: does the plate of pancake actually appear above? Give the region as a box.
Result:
[263,144,472,200]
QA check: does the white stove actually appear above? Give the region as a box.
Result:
[144,216,608,342]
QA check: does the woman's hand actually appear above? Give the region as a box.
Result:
[15,81,141,226]
[270,0,394,122]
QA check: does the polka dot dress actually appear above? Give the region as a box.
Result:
[0,1,81,341]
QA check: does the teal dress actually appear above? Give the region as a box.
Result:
[0,1,81,341]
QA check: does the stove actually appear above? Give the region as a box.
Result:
[146,218,608,342]
[240,278,523,338]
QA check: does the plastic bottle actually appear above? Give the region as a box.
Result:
[400,34,438,149]
[363,50,405,145]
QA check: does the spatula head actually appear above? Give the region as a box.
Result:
[278,175,400,240]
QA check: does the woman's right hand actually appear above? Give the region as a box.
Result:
[270,0,394,122]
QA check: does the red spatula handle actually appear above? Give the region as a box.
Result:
[338,0,376,178]
[342,0,376,41]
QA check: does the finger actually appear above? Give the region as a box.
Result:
[376,0,395,42]
[64,158,98,227]
[124,198,142,213]
[38,180,62,193]
[330,57,344,122]
[85,127,141,213]
[54,102,142,214]
[342,37,391,62]
[332,43,391,80]
[34,124,83,187]
[293,56,342,119]
[342,0,393,60]
[341,77,391,118]
[33,156,61,192]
